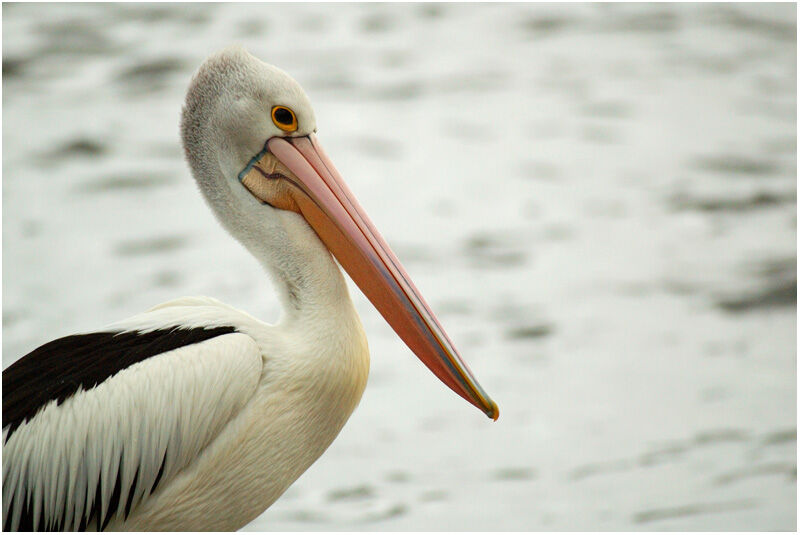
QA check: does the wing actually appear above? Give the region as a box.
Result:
[2,330,262,531]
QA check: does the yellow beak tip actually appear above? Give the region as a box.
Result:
[486,401,500,421]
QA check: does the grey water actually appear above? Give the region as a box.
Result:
[3,2,796,530]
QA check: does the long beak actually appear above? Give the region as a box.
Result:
[243,134,498,420]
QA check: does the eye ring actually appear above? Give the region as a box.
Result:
[271,106,298,132]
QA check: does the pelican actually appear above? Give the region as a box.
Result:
[2,46,498,531]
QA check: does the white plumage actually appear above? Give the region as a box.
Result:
[2,46,496,531]
[5,329,262,530]
[6,293,369,530]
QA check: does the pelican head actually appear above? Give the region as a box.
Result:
[180,46,498,420]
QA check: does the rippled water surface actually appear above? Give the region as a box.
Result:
[3,2,796,530]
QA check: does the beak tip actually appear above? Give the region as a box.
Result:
[485,400,500,421]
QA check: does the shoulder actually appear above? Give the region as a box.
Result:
[3,325,241,437]
[107,296,266,334]
[146,295,230,311]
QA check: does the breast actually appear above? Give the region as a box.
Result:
[115,315,370,531]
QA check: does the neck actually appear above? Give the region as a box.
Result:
[250,209,358,324]
[189,155,357,326]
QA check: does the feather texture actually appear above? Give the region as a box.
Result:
[3,331,262,531]
[3,327,237,438]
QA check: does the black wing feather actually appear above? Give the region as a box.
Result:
[3,327,235,438]
[2,326,237,532]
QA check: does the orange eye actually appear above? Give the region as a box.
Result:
[271,106,298,132]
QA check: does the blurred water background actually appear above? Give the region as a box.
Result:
[2,2,796,530]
